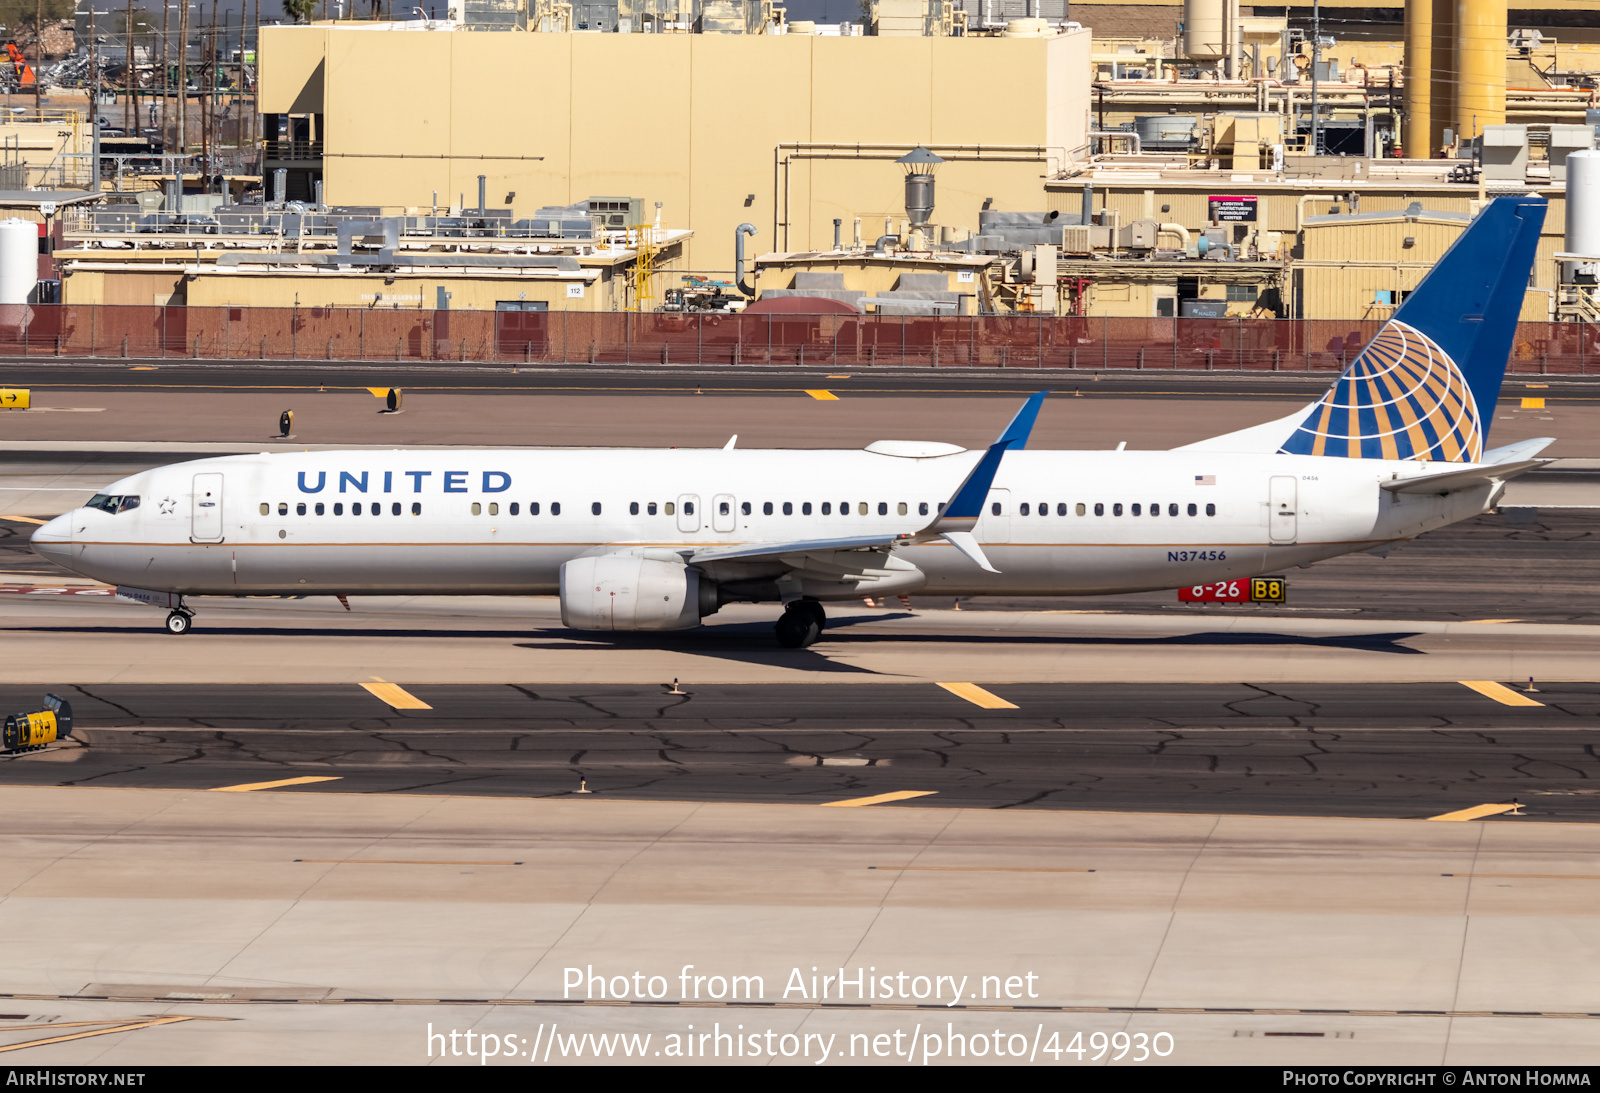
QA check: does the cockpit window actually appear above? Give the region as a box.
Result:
[86,494,138,514]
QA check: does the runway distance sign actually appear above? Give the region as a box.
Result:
[1178,576,1286,604]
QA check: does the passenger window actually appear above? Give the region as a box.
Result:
[489,503,499,516]
[259,502,269,515]
[314,502,324,516]
[472,502,482,516]
[1020,503,1030,516]
[591,502,602,516]
[297,502,307,516]
[991,502,1002,516]
[1149,503,1159,517]
[1169,503,1179,517]
[629,502,638,516]
[1059,503,1068,516]
[665,502,675,516]
[412,503,422,515]
[353,502,363,515]
[510,502,520,515]
[741,502,751,515]
[783,502,793,516]
[1187,503,1197,516]
[531,502,541,516]
[552,502,562,515]
[1131,504,1141,516]
[937,502,946,514]
[919,502,928,516]
[719,501,729,516]
[857,502,867,516]
[877,502,887,516]
[1113,503,1123,516]
[840,501,850,516]
[1075,503,1085,516]
[647,503,657,516]
[822,502,832,515]
[1093,503,1102,516]
[802,502,812,515]
[897,502,907,516]
[334,503,343,515]
[372,504,381,516]
[1038,502,1047,516]
[278,502,288,516]
[1206,503,1216,517]
[763,502,773,516]
[391,502,401,516]
[684,501,694,515]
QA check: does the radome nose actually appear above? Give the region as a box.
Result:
[30,513,73,557]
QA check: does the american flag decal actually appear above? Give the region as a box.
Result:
[1194,475,1216,486]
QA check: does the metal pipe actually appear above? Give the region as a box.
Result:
[833,218,841,250]
[477,174,487,215]
[734,222,757,297]
[872,234,898,253]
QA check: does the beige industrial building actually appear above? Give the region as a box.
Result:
[257,24,1094,274]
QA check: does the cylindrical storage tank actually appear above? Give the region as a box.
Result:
[1567,150,1600,257]
[1454,0,1507,140]
[1183,0,1224,58]
[0,219,36,306]
[1001,17,1048,37]
[1403,0,1432,156]
[1135,114,1200,150]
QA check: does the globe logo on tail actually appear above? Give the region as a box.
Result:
[1278,321,1483,462]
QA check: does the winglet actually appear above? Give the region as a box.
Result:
[911,391,1049,570]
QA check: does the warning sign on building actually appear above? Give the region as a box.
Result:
[1208,195,1258,222]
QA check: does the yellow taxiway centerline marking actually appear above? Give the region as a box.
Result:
[1428,803,1523,822]
[869,866,1095,873]
[821,790,938,808]
[1459,680,1545,707]
[0,514,47,525]
[936,681,1019,710]
[1521,397,1546,409]
[0,1015,204,1054]
[804,389,839,401]
[295,858,523,866]
[361,677,433,710]
[211,776,344,793]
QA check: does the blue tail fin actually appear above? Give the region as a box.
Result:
[1278,195,1547,462]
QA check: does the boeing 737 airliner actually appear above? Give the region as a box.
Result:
[32,195,1552,647]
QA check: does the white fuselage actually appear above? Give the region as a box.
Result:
[31,446,1495,601]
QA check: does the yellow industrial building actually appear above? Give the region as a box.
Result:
[257,25,1094,274]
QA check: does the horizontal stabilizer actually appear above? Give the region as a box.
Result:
[1481,437,1555,465]
[1381,458,1551,495]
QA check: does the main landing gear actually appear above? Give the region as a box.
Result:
[775,599,825,649]
[164,606,194,634]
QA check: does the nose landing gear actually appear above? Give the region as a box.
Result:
[775,599,825,649]
[164,607,194,635]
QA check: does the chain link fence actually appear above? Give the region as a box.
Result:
[0,306,1595,374]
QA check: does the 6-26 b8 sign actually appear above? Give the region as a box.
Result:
[1178,576,1286,603]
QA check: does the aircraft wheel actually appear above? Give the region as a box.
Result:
[791,599,826,631]
[165,610,192,635]
[775,611,820,649]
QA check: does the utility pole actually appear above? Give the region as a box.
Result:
[124,0,133,134]
[176,0,187,163]
[159,0,168,147]
[1310,0,1321,155]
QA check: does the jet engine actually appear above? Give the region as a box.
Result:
[559,554,717,631]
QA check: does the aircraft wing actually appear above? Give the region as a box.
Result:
[1380,458,1553,495]
[687,391,1052,578]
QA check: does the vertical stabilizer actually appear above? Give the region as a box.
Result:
[1277,195,1546,462]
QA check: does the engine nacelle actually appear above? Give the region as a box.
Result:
[559,554,714,631]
